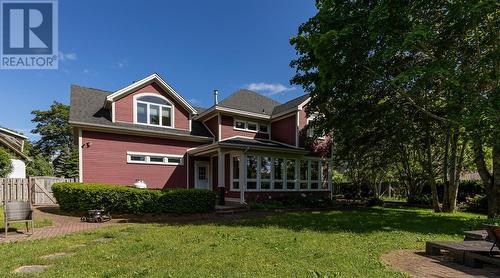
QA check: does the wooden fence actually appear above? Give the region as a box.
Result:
[0,177,76,205]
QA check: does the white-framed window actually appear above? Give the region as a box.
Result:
[135,94,174,128]
[126,151,183,165]
[235,120,246,130]
[231,155,241,190]
[247,122,258,131]
[299,160,309,190]
[310,160,320,189]
[233,119,269,134]
[233,155,330,192]
[286,159,297,190]
[273,158,285,190]
[260,156,272,190]
[246,155,258,189]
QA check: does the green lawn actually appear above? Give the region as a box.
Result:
[0,207,487,277]
[0,207,52,231]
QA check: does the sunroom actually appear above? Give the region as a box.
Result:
[187,137,333,204]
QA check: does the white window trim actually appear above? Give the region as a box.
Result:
[230,155,241,191]
[126,151,184,166]
[233,154,330,192]
[233,119,269,134]
[133,93,175,129]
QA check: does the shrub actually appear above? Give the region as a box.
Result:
[407,195,432,206]
[460,194,488,214]
[366,197,384,207]
[0,148,13,177]
[52,182,216,214]
[159,189,217,213]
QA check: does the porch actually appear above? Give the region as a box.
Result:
[187,137,333,205]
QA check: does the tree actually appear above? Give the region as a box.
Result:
[31,101,78,179]
[290,0,498,215]
[53,147,78,178]
[31,102,73,157]
[0,148,13,177]
[23,140,54,177]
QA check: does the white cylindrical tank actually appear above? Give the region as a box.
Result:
[133,179,147,189]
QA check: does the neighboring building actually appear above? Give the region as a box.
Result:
[69,73,332,204]
[0,127,30,178]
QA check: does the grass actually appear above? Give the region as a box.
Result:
[381,196,408,203]
[0,207,488,277]
[0,207,52,231]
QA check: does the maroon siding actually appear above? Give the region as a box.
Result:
[81,130,203,189]
[220,115,268,140]
[114,83,190,130]
[298,109,308,148]
[271,113,296,146]
[204,116,219,141]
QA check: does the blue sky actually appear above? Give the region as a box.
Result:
[0,0,317,140]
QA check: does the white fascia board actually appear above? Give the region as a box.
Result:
[0,127,28,139]
[105,73,198,115]
[194,106,271,121]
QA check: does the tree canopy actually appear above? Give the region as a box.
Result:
[291,0,499,216]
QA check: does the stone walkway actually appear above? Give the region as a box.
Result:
[0,206,117,243]
[382,249,500,278]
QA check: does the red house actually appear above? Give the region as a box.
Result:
[69,73,332,204]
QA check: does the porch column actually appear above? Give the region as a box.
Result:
[218,149,225,205]
[240,154,246,204]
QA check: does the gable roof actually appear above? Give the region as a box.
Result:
[272,94,310,116]
[218,89,281,115]
[69,85,212,141]
[105,73,198,115]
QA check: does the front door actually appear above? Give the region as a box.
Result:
[195,161,210,190]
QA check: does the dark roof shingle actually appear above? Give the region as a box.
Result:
[69,85,212,139]
[217,89,281,115]
[272,94,310,115]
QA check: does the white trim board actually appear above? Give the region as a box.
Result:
[106,73,198,115]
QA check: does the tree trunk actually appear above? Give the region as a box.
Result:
[491,137,500,218]
[472,136,497,218]
[442,129,450,209]
[425,121,441,212]
[444,131,459,212]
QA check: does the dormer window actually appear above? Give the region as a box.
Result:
[135,95,173,128]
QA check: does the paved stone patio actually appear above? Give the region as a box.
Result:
[0,206,117,243]
[382,249,500,278]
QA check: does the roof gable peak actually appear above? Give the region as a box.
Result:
[105,73,197,114]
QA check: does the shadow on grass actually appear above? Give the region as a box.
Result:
[114,207,485,236]
[35,205,486,236]
[214,207,486,236]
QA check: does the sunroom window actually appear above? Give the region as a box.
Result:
[299,160,309,190]
[246,156,258,189]
[286,159,296,190]
[260,156,272,190]
[136,95,173,127]
[273,158,284,190]
[232,156,240,190]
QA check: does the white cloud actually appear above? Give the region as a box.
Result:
[114,59,128,69]
[58,51,77,61]
[189,98,200,105]
[246,82,295,96]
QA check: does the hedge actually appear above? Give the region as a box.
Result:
[52,182,217,214]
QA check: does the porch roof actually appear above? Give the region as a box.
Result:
[187,137,308,156]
